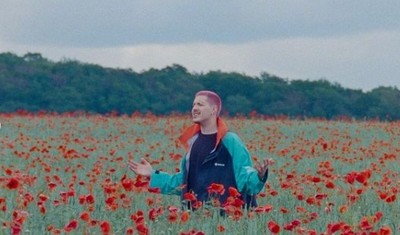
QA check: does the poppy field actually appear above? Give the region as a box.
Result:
[1,113,399,234]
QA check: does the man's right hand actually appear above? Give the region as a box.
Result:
[127,158,153,177]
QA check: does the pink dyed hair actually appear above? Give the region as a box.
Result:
[195,90,222,116]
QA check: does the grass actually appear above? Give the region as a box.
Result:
[0,113,399,234]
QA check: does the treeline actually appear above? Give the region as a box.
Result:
[1,52,400,120]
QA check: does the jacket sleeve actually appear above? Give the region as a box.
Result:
[148,158,185,195]
[222,132,267,195]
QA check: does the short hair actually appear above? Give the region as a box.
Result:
[195,90,222,116]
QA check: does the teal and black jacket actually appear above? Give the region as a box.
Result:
[149,117,268,207]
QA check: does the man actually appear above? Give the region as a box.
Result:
[128,90,269,208]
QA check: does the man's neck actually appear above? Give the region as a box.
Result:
[200,118,218,134]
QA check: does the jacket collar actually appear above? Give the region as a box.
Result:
[178,117,228,151]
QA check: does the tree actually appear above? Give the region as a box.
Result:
[225,95,252,115]
[1,52,400,119]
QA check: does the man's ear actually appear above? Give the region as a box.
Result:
[212,105,218,115]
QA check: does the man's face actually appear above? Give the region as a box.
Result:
[192,95,216,124]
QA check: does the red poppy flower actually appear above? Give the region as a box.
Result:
[168,211,178,223]
[280,207,289,213]
[223,196,244,208]
[169,153,182,161]
[125,227,134,235]
[207,183,225,195]
[258,192,266,197]
[5,168,13,175]
[148,187,161,193]
[344,171,357,184]
[378,225,392,235]
[283,223,294,231]
[38,205,46,214]
[283,219,301,231]
[180,211,190,223]
[134,177,149,189]
[48,182,57,191]
[11,223,22,235]
[296,206,307,213]
[86,194,95,204]
[105,196,115,206]
[6,178,19,190]
[269,190,279,196]
[311,176,321,183]
[78,195,86,205]
[0,197,6,212]
[168,206,179,213]
[355,172,367,184]
[224,206,243,221]
[296,194,305,201]
[217,224,225,232]
[315,193,328,200]
[191,201,203,209]
[359,217,373,231]
[267,220,280,234]
[131,210,145,224]
[183,192,197,201]
[309,212,319,221]
[60,191,69,203]
[356,188,365,195]
[325,181,335,189]
[306,197,315,205]
[379,191,388,200]
[372,211,383,224]
[148,207,163,221]
[228,187,241,198]
[38,193,49,202]
[24,193,34,203]
[385,194,396,203]
[121,175,134,191]
[103,183,118,194]
[327,222,341,234]
[339,205,348,213]
[100,220,111,234]
[291,219,301,227]
[136,223,149,235]
[79,211,91,222]
[347,193,360,204]
[254,204,273,213]
[180,229,204,235]
[280,181,291,189]
[64,219,78,232]
[90,220,98,226]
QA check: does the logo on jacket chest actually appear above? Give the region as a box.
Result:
[214,163,225,167]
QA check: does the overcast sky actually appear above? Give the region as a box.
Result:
[1,1,400,91]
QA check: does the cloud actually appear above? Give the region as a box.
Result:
[116,30,400,91]
[3,29,398,91]
[1,0,400,47]
[1,1,399,91]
